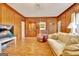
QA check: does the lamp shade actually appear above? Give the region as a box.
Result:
[68,22,77,34]
[68,22,77,29]
[67,22,73,28]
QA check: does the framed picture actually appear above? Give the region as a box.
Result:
[39,22,46,30]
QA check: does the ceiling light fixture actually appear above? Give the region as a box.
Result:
[35,3,41,9]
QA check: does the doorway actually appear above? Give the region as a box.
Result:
[58,21,61,32]
[21,21,25,39]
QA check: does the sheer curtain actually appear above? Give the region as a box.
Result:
[68,12,76,34]
[75,12,79,34]
[68,12,79,34]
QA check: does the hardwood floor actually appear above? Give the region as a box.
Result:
[3,37,53,56]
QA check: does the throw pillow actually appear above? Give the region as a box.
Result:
[58,33,70,44]
[67,36,79,45]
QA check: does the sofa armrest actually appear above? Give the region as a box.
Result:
[48,39,65,56]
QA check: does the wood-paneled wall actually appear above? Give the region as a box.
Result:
[58,3,79,33]
[0,4,2,23]
[25,17,58,37]
[0,3,25,40]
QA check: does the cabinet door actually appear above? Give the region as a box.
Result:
[27,21,37,37]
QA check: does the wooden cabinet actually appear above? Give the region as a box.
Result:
[28,22,37,37]
[26,19,37,37]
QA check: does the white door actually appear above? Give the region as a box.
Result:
[21,21,25,39]
[58,21,61,32]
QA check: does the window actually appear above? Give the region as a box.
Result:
[75,12,79,34]
[68,12,79,34]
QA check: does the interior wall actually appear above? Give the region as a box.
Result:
[25,17,58,37]
[0,3,25,40]
[58,3,79,33]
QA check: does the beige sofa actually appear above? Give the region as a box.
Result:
[48,32,79,56]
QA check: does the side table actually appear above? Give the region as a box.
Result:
[43,34,48,42]
[37,34,48,42]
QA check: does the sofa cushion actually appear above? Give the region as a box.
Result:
[48,33,58,40]
[67,36,79,45]
[63,50,79,56]
[64,44,79,51]
[58,33,71,44]
[63,44,79,55]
